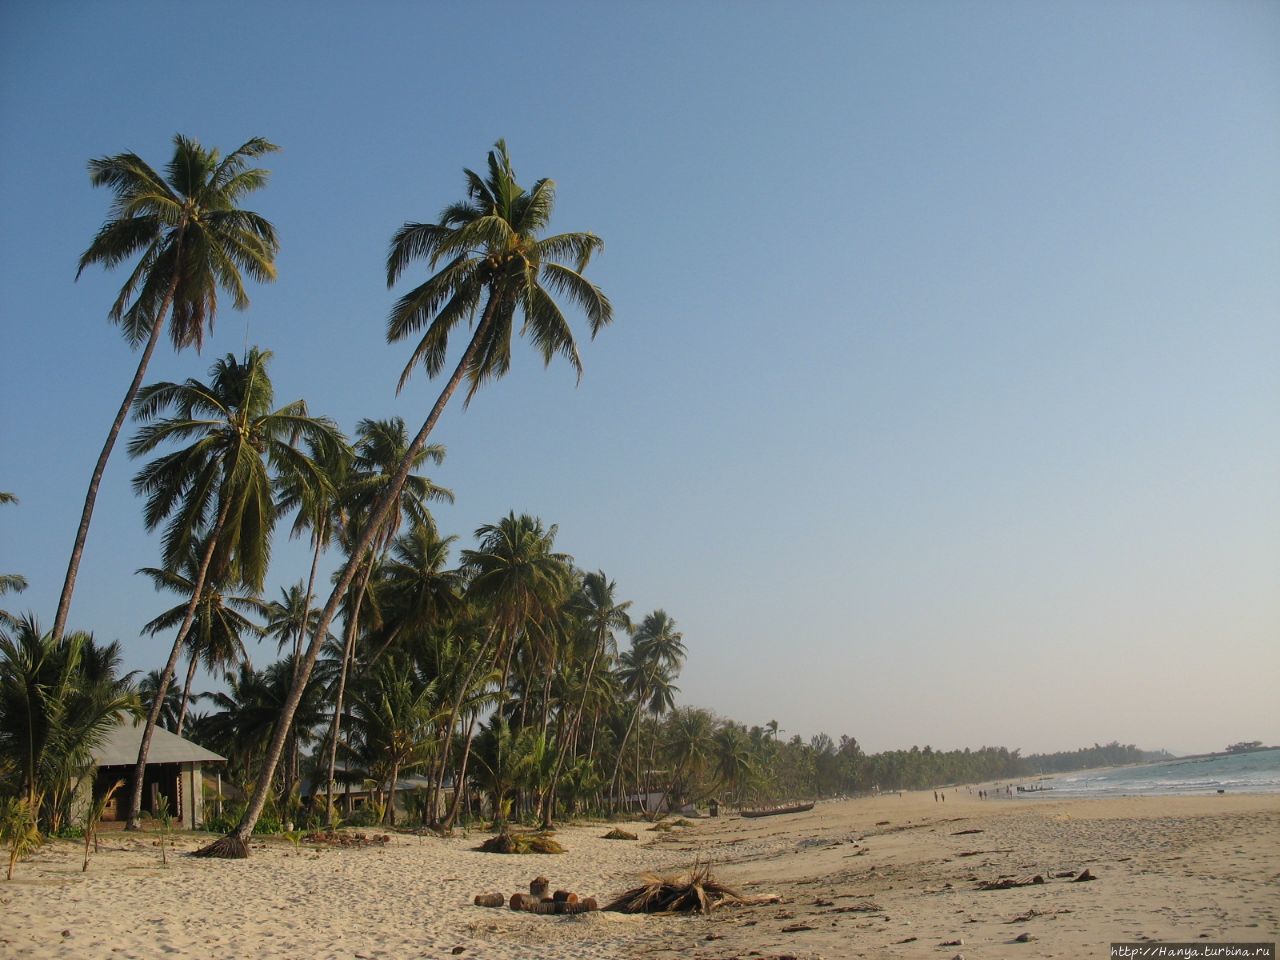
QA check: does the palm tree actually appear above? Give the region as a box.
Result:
[210,139,612,855]
[341,659,437,825]
[369,523,463,667]
[663,707,716,808]
[712,722,755,807]
[137,544,266,735]
[54,135,279,643]
[197,656,327,797]
[125,347,340,829]
[262,582,324,658]
[609,612,684,814]
[457,513,572,823]
[273,434,351,663]
[540,571,630,826]
[0,493,26,632]
[137,670,182,732]
[0,615,139,831]
[322,419,451,824]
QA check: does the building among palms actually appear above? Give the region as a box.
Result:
[83,718,225,827]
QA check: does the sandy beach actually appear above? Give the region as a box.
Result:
[4,790,1277,959]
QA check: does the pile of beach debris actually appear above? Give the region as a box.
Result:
[302,830,391,848]
[475,829,565,855]
[604,864,745,914]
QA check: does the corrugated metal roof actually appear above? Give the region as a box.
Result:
[92,718,225,766]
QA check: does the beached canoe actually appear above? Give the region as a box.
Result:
[739,802,815,818]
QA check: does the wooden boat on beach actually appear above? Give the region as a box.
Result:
[739,802,815,819]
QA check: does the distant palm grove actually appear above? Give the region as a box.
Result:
[1,135,1164,860]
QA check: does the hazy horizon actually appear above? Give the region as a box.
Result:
[2,2,1276,758]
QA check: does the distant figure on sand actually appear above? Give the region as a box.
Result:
[934,791,938,802]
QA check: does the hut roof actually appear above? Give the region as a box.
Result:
[92,718,225,766]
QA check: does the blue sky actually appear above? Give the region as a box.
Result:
[2,1,1276,755]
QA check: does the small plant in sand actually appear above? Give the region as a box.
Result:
[82,778,124,872]
[154,796,173,866]
[283,828,304,852]
[2,796,42,881]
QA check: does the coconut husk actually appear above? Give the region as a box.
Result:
[604,864,742,914]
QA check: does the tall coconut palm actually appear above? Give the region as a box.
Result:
[54,135,279,643]
[540,571,630,825]
[209,139,612,856]
[322,419,451,824]
[273,434,351,662]
[125,347,340,829]
[369,523,463,667]
[262,582,324,658]
[137,544,266,735]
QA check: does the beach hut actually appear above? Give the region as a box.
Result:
[81,719,226,828]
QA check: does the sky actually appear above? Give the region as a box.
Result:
[1,0,1276,757]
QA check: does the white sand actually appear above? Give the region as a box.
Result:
[5,792,1278,959]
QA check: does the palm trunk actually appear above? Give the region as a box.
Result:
[52,232,185,643]
[541,636,605,826]
[127,492,230,830]
[387,760,400,826]
[324,556,373,824]
[199,300,498,857]
[296,535,322,667]
[174,650,200,737]
[609,695,645,813]
[442,715,477,829]
[429,622,499,827]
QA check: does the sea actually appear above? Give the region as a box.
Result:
[1021,748,1280,799]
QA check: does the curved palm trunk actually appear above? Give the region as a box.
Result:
[126,493,230,830]
[608,694,645,814]
[441,715,478,829]
[296,536,323,667]
[200,302,497,857]
[52,234,185,643]
[324,557,373,824]
[174,649,200,738]
[541,637,605,827]
[429,622,499,826]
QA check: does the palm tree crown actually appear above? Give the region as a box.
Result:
[129,347,342,591]
[78,135,279,349]
[386,139,612,397]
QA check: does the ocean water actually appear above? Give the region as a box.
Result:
[1023,748,1280,798]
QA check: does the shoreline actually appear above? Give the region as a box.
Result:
[4,790,1277,959]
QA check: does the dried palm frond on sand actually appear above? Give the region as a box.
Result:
[604,863,742,914]
[476,830,565,854]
